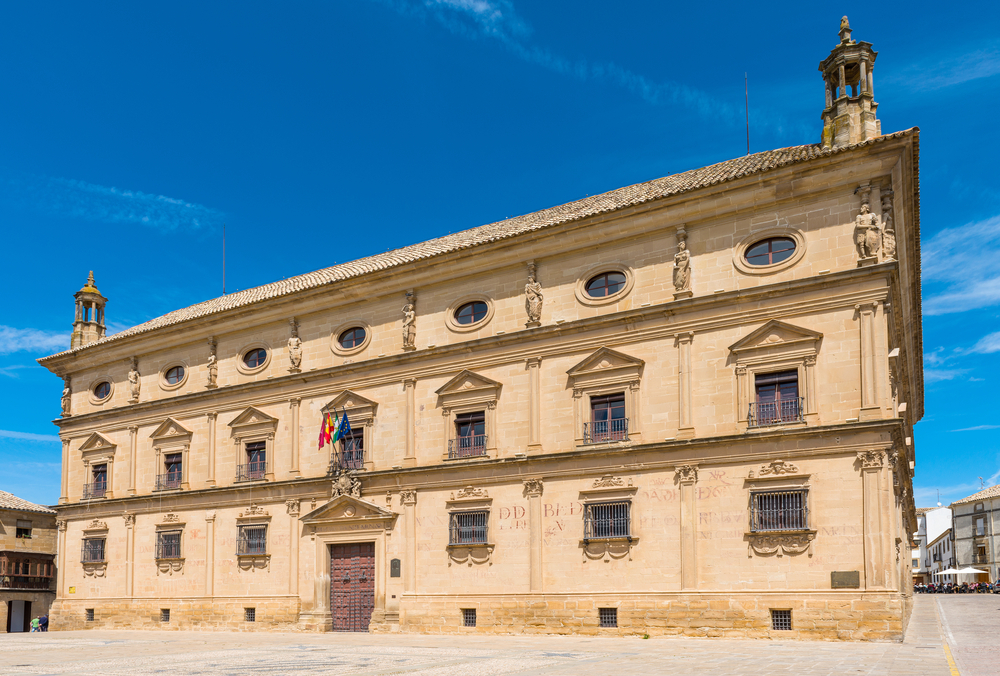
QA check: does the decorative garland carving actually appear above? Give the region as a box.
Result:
[592,475,630,489]
[82,561,107,577]
[447,543,494,567]
[157,559,184,576]
[451,486,488,500]
[161,513,181,523]
[84,519,108,531]
[123,513,135,527]
[285,499,301,517]
[238,504,268,519]
[399,489,417,505]
[756,459,799,477]
[747,530,816,557]
[675,465,698,484]
[857,450,886,469]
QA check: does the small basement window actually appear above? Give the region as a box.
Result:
[599,607,618,628]
[160,609,170,623]
[85,609,95,622]
[245,607,256,622]
[462,609,476,627]
[771,609,792,631]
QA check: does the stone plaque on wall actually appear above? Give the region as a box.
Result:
[390,558,401,578]
[831,570,860,588]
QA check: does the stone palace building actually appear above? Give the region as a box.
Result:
[41,18,921,639]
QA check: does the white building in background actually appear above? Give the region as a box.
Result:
[951,485,1000,582]
[912,506,951,584]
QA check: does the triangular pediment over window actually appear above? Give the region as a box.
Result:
[728,320,823,357]
[149,417,192,442]
[300,494,397,527]
[436,370,502,397]
[228,406,278,429]
[567,347,644,389]
[322,390,379,418]
[79,432,116,452]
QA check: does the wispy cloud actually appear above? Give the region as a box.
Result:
[953,425,1000,432]
[0,172,224,232]
[968,330,1000,355]
[923,215,1000,315]
[887,44,1000,91]
[0,326,68,355]
[0,429,60,443]
[370,0,743,124]
[0,365,31,378]
[924,368,969,383]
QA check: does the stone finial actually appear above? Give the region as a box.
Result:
[839,16,852,44]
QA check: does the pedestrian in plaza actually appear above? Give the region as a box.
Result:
[39,615,48,632]
[30,616,40,632]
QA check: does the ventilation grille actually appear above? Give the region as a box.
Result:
[85,609,94,622]
[160,609,170,623]
[462,609,476,627]
[245,607,256,622]
[599,607,618,628]
[771,609,792,631]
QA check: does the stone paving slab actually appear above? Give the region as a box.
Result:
[0,596,968,675]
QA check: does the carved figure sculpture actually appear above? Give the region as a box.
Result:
[854,203,882,259]
[61,377,72,416]
[331,469,362,498]
[673,239,691,291]
[287,319,302,371]
[525,265,543,325]
[402,293,416,350]
[206,353,217,387]
[127,360,140,403]
[881,192,896,260]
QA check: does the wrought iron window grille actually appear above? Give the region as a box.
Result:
[462,609,477,627]
[81,538,106,563]
[749,490,808,532]
[449,511,489,545]
[237,525,267,556]
[584,501,632,542]
[771,609,792,631]
[599,607,618,628]
[156,532,182,560]
[245,607,256,622]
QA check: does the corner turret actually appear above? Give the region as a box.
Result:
[819,16,881,148]
[70,271,107,348]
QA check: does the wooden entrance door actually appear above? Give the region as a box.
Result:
[330,543,375,631]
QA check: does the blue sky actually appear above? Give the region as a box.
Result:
[1,1,998,508]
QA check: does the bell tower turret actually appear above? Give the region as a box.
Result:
[71,271,107,348]
[819,16,881,148]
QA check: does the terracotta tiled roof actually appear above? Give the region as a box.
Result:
[952,485,1000,506]
[39,129,918,361]
[0,490,56,514]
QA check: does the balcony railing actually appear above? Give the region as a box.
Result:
[583,418,629,444]
[974,553,989,564]
[82,481,107,499]
[155,472,182,491]
[0,575,54,591]
[448,435,488,459]
[747,398,804,428]
[235,460,266,482]
[332,443,365,471]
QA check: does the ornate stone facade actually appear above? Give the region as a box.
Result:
[40,19,920,641]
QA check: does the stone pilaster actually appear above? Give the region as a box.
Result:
[289,398,301,476]
[526,358,542,452]
[858,303,881,421]
[59,439,70,504]
[401,489,417,592]
[523,479,544,592]
[676,464,698,589]
[128,425,137,496]
[204,510,216,597]
[858,451,886,588]
[206,412,217,485]
[403,379,416,467]
[124,513,135,598]
[286,500,300,596]
[676,333,695,438]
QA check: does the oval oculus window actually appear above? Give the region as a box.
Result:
[585,271,627,298]
[164,366,185,385]
[243,348,267,369]
[339,327,367,349]
[93,381,111,400]
[455,301,489,325]
[745,237,796,266]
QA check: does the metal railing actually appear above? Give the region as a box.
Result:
[81,539,106,563]
[583,419,629,444]
[448,435,488,459]
[332,440,365,471]
[584,501,631,541]
[235,460,266,482]
[747,397,804,427]
[237,526,267,555]
[82,481,107,499]
[750,490,808,531]
[974,553,989,564]
[449,511,489,544]
[933,553,942,562]
[155,471,182,491]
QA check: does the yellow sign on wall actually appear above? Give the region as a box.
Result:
[68,586,76,594]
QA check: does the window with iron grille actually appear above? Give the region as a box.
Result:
[337,429,365,470]
[237,525,267,555]
[462,609,476,627]
[81,537,106,562]
[749,371,803,427]
[156,531,182,559]
[449,511,489,545]
[750,490,808,532]
[770,609,792,631]
[245,607,256,622]
[85,609,94,622]
[584,501,631,541]
[160,609,170,623]
[599,607,618,628]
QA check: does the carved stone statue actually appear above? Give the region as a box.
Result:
[673,239,691,291]
[881,192,896,260]
[61,377,72,417]
[127,359,140,403]
[206,338,218,388]
[402,292,416,350]
[331,469,362,498]
[524,263,543,326]
[288,319,302,372]
[854,202,882,260]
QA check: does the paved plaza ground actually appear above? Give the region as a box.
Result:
[2,595,996,675]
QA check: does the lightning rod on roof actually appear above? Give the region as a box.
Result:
[223,223,226,296]
[745,73,750,156]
